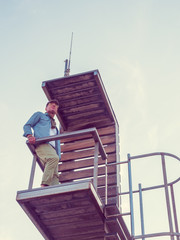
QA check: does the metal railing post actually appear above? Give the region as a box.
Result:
[105,157,108,205]
[170,184,179,240]
[139,183,145,240]
[161,154,174,240]
[28,155,37,190]
[93,141,99,191]
[128,153,135,237]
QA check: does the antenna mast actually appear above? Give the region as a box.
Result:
[64,33,73,76]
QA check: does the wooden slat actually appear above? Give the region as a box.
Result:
[60,95,103,110]
[36,202,96,219]
[53,87,100,102]
[59,153,116,172]
[67,120,114,131]
[66,111,108,124]
[55,86,100,101]
[59,94,104,110]
[60,133,92,143]
[61,138,94,152]
[97,125,115,136]
[62,102,100,114]
[67,116,112,129]
[48,220,104,237]
[45,72,94,89]
[51,80,96,95]
[106,218,126,240]
[105,233,120,240]
[59,165,116,182]
[104,204,120,218]
[60,174,117,188]
[60,97,103,114]
[97,185,118,198]
[61,135,115,153]
[34,198,93,214]
[97,174,117,187]
[60,144,116,162]
[30,191,89,207]
[102,196,119,205]
[66,109,105,121]
[41,211,102,226]
[55,231,104,240]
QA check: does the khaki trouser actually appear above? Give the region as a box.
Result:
[35,143,59,186]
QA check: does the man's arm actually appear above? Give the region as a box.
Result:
[23,112,41,144]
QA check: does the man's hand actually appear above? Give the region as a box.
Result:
[27,135,36,144]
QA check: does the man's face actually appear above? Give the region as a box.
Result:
[45,102,59,115]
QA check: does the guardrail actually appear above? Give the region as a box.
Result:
[26,127,107,191]
[106,152,180,240]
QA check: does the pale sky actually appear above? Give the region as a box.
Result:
[0,1,180,239]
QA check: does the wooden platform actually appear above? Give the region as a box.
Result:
[16,180,105,240]
[42,69,116,131]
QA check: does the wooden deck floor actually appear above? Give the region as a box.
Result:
[16,180,105,240]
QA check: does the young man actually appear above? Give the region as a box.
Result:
[23,100,61,187]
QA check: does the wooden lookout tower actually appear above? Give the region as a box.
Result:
[16,69,180,240]
[16,69,131,239]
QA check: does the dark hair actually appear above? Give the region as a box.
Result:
[46,99,59,107]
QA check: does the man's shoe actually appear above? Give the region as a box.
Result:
[41,184,48,187]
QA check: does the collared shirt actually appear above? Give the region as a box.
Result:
[23,112,61,159]
[49,127,57,148]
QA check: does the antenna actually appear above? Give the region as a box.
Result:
[64,32,73,76]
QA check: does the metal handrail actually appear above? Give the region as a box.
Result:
[134,232,180,239]
[26,127,107,190]
[119,177,180,196]
[105,152,180,240]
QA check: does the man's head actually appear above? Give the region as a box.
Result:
[45,99,59,116]
[46,99,59,108]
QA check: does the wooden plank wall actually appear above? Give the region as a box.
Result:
[59,124,119,204]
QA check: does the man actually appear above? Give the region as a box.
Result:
[23,100,61,187]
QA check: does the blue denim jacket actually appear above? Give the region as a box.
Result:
[23,112,61,159]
